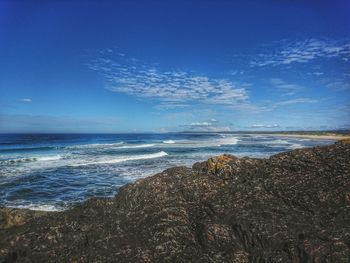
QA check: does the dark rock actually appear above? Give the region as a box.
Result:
[0,142,349,262]
[0,208,48,229]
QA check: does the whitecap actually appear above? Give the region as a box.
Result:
[265,139,289,145]
[218,137,239,146]
[163,140,175,144]
[296,138,310,141]
[7,203,64,212]
[0,157,37,165]
[70,151,168,167]
[118,143,155,149]
[288,143,305,150]
[36,155,62,161]
[0,155,62,165]
[66,142,124,149]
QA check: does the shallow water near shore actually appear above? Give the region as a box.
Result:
[0,133,334,211]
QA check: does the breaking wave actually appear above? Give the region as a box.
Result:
[118,144,155,149]
[69,151,168,167]
[1,155,63,165]
[66,142,124,149]
[163,140,175,144]
[217,137,239,146]
[7,203,64,212]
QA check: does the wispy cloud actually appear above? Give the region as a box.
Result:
[89,53,248,108]
[88,49,323,118]
[251,38,350,67]
[186,122,231,132]
[20,98,32,103]
[229,103,271,113]
[155,102,190,110]
[190,122,212,127]
[228,70,244,76]
[275,98,318,106]
[311,72,324,76]
[198,126,231,132]
[270,78,303,96]
[250,124,279,129]
[327,81,350,91]
[179,120,231,132]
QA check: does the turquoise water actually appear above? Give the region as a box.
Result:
[0,133,333,211]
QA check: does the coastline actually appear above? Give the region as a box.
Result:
[252,133,350,140]
[1,132,338,212]
[1,140,349,262]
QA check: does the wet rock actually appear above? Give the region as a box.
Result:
[0,142,349,262]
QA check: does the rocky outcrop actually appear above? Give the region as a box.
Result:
[0,141,350,262]
[0,208,47,229]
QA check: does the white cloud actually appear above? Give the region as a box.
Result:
[275,98,318,106]
[327,81,350,91]
[270,78,303,96]
[20,98,32,103]
[229,103,271,113]
[228,70,244,76]
[311,72,324,76]
[188,125,231,132]
[181,121,231,132]
[155,103,190,110]
[200,126,231,132]
[89,53,248,108]
[251,38,350,67]
[190,122,212,127]
[251,124,279,128]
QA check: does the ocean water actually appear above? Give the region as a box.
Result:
[0,133,334,211]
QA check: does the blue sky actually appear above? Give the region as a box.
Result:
[0,0,349,133]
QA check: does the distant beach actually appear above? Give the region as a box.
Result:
[259,133,350,140]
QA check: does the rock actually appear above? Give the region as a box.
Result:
[193,154,236,174]
[0,142,349,262]
[0,208,48,229]
[337,138,350,145]
[192,154,260,178]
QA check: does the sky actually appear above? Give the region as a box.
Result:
[0,0,350,133]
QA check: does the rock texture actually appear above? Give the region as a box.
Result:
[1,141,350,262]
[0,208,47,230]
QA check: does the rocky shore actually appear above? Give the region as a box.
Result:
[1,140,350,262]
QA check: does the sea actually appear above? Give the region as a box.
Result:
[0,133,334,211]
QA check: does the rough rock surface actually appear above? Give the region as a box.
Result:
[1,141,350,262]
[0,208,47,229]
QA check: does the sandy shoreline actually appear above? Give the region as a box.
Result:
[256,133,350,140]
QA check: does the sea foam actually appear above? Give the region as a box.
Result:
[288,143,305,150]
[163,140,175,144]
[9,203,64,212]
[66,142,124,149]
[1,155,62,165]
[36,155,62,161]
[70,151,168,167]
[118,143,155,149]
[217,137,239,146]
